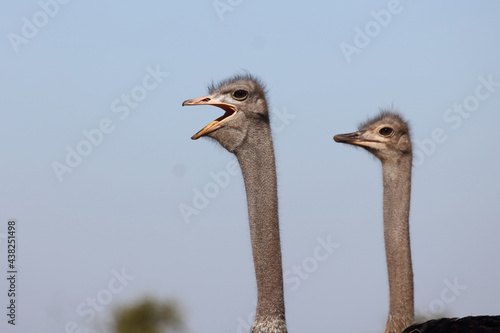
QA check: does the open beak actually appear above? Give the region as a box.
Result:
[182,95,238,140]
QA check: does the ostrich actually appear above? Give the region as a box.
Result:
[334,111,500,333]
[335,111,414,333]
[182,74,287,333]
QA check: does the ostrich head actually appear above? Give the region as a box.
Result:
[334,111,412,163]
[182,74,269,153]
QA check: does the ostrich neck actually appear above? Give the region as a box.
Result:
[235,126,287,331]
[382,155,414,333]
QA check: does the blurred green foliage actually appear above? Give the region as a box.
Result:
[112,297,184,333]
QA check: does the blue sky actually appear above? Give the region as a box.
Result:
[1,1,500,332]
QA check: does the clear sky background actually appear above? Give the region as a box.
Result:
[1,1,500,332]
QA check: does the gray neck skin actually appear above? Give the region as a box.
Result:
[234,126,287,332]
[381,155,414,333]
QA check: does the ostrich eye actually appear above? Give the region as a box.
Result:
[379,127,394,137]
[232,89,249,101]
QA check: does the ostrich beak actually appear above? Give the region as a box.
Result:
[334,131,363,144]
[334,131,376,148]
[182,95,238,140]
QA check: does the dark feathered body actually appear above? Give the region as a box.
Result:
[403,316,500,332]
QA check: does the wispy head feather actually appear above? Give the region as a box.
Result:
[358,109,410,133]
[207,73,268,97]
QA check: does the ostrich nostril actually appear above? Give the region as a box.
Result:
[201,98,211,102]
